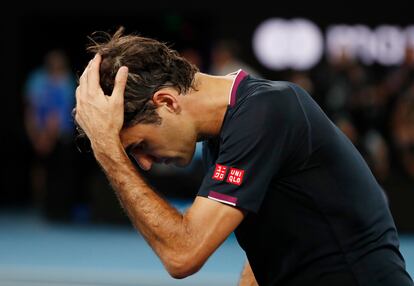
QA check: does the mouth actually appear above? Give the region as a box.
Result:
[153,156,174,165]
[164,158,174,165]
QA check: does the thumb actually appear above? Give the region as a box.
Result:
[111,66,129,100]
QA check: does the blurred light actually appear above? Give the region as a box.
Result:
[254,18,414,69]
[326,25,376,65]
[327,24,409,66]
[375,25,406,65]
[253,18,323,70]
[405,25,414,48]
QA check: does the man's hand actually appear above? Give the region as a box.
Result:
[239,260,258,286]
[74,54,128,150]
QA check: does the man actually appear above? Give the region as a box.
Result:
[74,28,413,286]
[24,49,77,219]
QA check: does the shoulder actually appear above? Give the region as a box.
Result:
[238,78,301,105]
[220,79,310,149]
[28,68,47,81]
[233,79,305,122]
[24,69,47,95]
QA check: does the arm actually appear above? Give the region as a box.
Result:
[75,54,245,278]
[94,140,245,278]
[238,260,258,286]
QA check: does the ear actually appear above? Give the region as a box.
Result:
[152,87,181,114]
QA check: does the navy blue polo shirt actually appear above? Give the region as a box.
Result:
[197,70,413,286]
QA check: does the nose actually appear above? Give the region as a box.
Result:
[130,150,155,171]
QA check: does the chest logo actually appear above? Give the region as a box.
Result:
[212,164,228,181]
[226,167,245,186]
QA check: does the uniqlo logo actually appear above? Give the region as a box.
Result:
[212,164,228,181]
[226,167,245,186]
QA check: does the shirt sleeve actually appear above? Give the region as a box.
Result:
[197,85,310,213]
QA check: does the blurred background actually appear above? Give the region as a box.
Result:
[1,1,414,285]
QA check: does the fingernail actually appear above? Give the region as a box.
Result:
[121,66,128,75]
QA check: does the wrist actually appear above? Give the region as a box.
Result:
[91,136,123,156]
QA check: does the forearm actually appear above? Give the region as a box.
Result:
[239,260,258,286]
[92,139,194,271]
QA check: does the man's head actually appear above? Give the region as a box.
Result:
[45,49,70,77]
[75,27,200,170]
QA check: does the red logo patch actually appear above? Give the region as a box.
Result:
[226,167,245,186]
[212,164,228,181]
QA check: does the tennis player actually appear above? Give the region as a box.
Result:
[74,28,413,286]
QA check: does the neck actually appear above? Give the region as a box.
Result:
[189,72,237,141]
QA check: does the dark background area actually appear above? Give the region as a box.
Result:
[1,1,413,231]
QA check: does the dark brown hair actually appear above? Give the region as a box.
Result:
[74,27,199,152]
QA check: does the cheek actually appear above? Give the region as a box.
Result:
[162,122,183,143]
[157,116,193,153]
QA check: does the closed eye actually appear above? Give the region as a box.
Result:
[126,141,146,155]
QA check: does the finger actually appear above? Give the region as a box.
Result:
[72,107,82,127]
[74,110,81,127]
[80,59,92,83]
[87,54,102,92]
[75,86,80,101]
[111,66,128,101]
[71,107,77,121]
[74,86,81,110]
[79,60,92,93]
